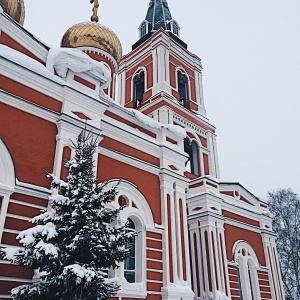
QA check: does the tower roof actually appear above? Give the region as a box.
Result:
[133,0,186,50]
[145,0,172,31]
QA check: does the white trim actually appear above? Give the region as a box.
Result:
[0,139,15,242]
[9,199,47,210]
[0,139,15,188]
[104,180,155,227]
[0,276,32,283]
[3,228,20,235]
[6,213,31,222]
[0,90,58,123]
[80,47,118,71]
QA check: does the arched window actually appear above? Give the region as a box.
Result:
[0,139,15,243]
[234,242,261,300]
[184,138,199,176]
[124,218,136,283]
[134,72,145,108]
[140,21,147,38]
[173,20,180,36]
[177,71,189,108]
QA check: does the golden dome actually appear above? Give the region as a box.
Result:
[61,22,122,64]
[0,0,25,25]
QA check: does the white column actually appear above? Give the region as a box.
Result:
[207,228,217,295]
[165,48,170,85]
[219,227,231,297]
[0,193,12,244]
[169,191,179,284]
[174,192,183,282]
[200,228,211,295]
[271,243,285,300]
[199,147,205,176]
[207,132,216,177]
[262,235,277,300]
[212,134,220,178]
[270,239,284,300]
[212,228,222,292]
[182,197,193,286]
[199,72,205,107]
[194,69,201,105]
[157,45,164,83]
[152,49,158,86]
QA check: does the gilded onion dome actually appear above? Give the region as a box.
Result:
[61,22,122,65]
[0,0,25,25]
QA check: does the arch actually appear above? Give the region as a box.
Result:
[233,240,260,266]
[0,138,15,190]
[131,67,147,108]
[139,20,149,38]
[104,179,153,287]
[175,67,191,108]
[233,241,261,300]
[172,20,180,36]
[0,139,15,243]
[104,179,154,228]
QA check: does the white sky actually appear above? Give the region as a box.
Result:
[23,0,300,199]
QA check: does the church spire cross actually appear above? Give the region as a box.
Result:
[90,0,99,22]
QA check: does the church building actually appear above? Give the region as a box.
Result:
[0,0,284,299]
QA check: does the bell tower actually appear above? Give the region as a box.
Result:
[117,1,220,299]
[118,0,219,179]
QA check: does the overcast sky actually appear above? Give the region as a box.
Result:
[23,0,300,199]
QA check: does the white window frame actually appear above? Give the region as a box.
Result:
[233,241,261,300]
[0,139,15,243]
[103,179,155,296]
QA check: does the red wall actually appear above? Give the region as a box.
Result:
[97,155,161,224]
[0,103,57,187]
[224,224,266,266]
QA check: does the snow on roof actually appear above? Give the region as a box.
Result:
[129,109,186,139]
[46,48,111,89]
[0,44,66,85]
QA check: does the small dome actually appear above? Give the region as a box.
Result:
[0,0,25,25]
[61,22,122,65]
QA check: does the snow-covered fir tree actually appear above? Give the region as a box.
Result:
[1,130,136,300]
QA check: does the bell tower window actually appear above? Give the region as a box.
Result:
[139,21,149,38]
[140,22,147,38]
[184,139,199,176]
[134,72,145,108]
[172,20,180,36]
[177,71,189,108]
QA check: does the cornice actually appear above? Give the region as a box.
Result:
[0,56,64,101]
[98,146,159,176]
[137,91,215,134]
[0,13,49,61]
[0,90,58,123]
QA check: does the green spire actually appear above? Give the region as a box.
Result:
[145,0,173,31]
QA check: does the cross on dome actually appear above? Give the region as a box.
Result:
[90,0,99,22]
